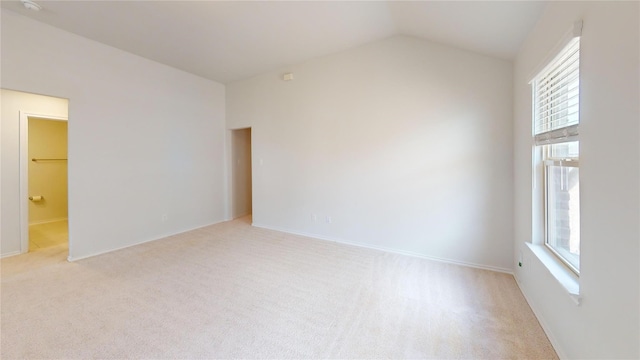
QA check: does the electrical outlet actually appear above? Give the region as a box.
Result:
[326,216,332,224]
[518,251,523,267]
[162,214,168,222]
[312,214,317,222]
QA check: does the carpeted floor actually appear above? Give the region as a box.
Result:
[1,216,557,359]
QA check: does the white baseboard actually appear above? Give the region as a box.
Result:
[251,222,513,274]
[67,219,227,262]
[0,250,22,259]
[514,274,567,359]
[29,217,68,226]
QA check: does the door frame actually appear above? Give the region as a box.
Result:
[19,112,69,253]
[227,127,253,220]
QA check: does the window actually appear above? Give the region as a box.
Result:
[532,37,581,274]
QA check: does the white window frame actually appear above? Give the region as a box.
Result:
[542,149,580,274]
[531,27,582,275]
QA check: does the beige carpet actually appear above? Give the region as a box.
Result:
[1,217,557,359]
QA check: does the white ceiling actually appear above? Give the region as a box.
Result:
[1,1,546,84]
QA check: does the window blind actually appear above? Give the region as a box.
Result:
[534,37,580,145]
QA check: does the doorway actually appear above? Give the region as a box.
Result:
[231,128,252,219]
[21,115,69,252]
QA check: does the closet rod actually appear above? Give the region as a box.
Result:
[31,158,67,162]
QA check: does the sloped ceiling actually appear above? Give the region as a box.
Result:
[0,1,546,83]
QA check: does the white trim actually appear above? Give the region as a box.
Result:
[514,274,568,360]
[28,217,68,226]
[19,112,69,255]
[67,219,227,262]
[252,222,513,274]
[526,242,581,304]
[1,251,22,259]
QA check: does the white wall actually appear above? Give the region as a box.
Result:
[513,2,639,358]
[1,10,226,259]
[227,36,514,271]
[1,90,69,256]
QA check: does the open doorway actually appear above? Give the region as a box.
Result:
[1,89,69,258]
[231,128,252,219]
[21,115,69,253]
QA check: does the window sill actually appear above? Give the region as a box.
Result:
[526,242,582,305]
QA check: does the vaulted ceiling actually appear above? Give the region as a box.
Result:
[1,1,546,83]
